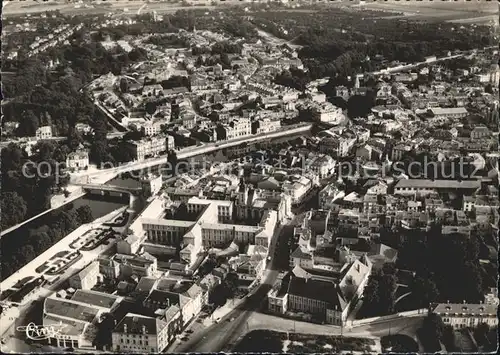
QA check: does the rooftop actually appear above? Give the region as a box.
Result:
[113,313,167,335]
[395,179,481,190]
[433,303,497,315]
[44,297,100,323]
[70,290,120,309]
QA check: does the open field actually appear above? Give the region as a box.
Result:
[3,0,498,23]
[356,0,498,24]
[2,0,217,17]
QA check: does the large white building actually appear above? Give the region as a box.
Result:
[433,302,498,330]
[255,117,281,134]
[112,313,177,353]
[138,192,282,266]
[312,102,344,124]
[226,118,252,140]
[268,252,372,326]
[127,136,169,161]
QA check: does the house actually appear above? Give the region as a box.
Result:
[309,155,336,179]
[69,261,100,290]
[391,144,411,161]
[470,125,491,140]
[36,126,53,139]
[66,150,89,171]
[113,253,157,278]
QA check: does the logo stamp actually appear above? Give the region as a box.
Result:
[16,323,66,341]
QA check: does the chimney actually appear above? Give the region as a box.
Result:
[142,325,147,335]
[123,324,127,333]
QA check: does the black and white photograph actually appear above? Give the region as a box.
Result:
[0,0,498,353]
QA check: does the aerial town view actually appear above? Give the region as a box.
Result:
[0,0,498,353]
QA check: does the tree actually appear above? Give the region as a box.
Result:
[67,128,84,150]
[442,325,456,351]
[75,205,93,224]
[1,143,25,173]
[119,78,129,93]
[90,141,109,166]
[347,94,374,119]
[31,231,52,252]
[382,262,397,275]
[422,313,445,341]
[0,192,28,229]
[18,110,39,137]
[412,276,439,307]
[145,101,158,115]
[224,272,239,297]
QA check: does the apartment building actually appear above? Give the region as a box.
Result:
[113,253,158,278]
[319,133,357,158]
[254,117,281,134]
[142,122,162,137]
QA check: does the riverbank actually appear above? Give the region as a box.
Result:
[0,188,85,238]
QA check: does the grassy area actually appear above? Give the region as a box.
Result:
[233,330,376,353]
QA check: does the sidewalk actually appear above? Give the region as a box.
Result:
[203,298,246,326]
